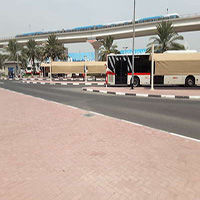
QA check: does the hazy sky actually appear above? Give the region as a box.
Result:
[0,0,200,53]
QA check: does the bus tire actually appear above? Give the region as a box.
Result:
[185,76,195,87]
[130,76,140,87]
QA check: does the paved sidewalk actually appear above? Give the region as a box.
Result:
[0,88,200,200]
[83,86,200,100]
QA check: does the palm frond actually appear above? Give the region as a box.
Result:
[146,21,185,53]
[169,42,185,50]
[98,36,119,61]
[43,34,66,61]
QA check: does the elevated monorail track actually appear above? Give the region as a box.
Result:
[0,14,200,48]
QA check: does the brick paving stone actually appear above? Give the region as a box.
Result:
[0,88,200,200]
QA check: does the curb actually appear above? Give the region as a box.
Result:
[0,77,48,81]
[82,88,200,100]
[21,80,105,86]
[0,77,105,82]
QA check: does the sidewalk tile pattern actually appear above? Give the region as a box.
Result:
[0,88,200,200]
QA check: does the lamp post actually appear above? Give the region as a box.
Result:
[50,57,52,82]
[131,0,136,89]
[151,43,154,90]
[16,53,19,78]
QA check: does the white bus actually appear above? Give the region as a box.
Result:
[106,53,200,87]
[25,65,33,75]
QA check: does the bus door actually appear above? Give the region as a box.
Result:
[115,56,128,84]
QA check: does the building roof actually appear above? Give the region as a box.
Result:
[4,61,22,64]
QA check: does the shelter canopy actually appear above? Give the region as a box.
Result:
[41,61,106,74]
[152,53,200,75]
[153,53,200,61]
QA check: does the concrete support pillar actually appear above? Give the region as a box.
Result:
[87,39,102,61]
[94,47,99,62]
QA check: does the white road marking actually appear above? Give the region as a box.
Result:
[136,93,148,97]
[99,90,107,94]
[97,83,105,85]
[161,95,175,98]
[67,105,78,109]
[116,92,126,95]
[189,96,200,99]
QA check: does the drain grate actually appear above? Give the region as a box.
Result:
[84,113,96,117]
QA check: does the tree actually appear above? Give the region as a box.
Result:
[25,39,38,67]
[35,46,45,63]
[19,48,28,69]
[43,34,66,61]
[146,21,185,53]
[6,39,21,61]
[99,36,120,61]
[0,54,7,69]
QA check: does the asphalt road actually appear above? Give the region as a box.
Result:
[1,80,200,140]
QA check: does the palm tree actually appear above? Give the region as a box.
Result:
[25,39,38,67]
[146,21,185,53]
[35,46,45,63]
[43,34,66,61]
[0,54,7,69]
[6,39,21,61]
[19,48,28,69]
[99,36,120,61]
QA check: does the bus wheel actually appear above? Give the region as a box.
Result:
[185,76,195,87]
[131,76,140,87]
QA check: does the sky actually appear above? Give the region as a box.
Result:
[0,0,200,53]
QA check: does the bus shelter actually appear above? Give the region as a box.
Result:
[41,61,106,77]
[51,61,106,74]
[153,53,200,75]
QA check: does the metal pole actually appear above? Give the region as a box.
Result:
[17,53,19,78]
[84,64,87,82]
[50,57,52,82]
[131,0,136,89]
[151,43,154,90]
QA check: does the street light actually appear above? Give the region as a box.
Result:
[50,57,52,82]
[131,0,136,89]
[151,43,154,90]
